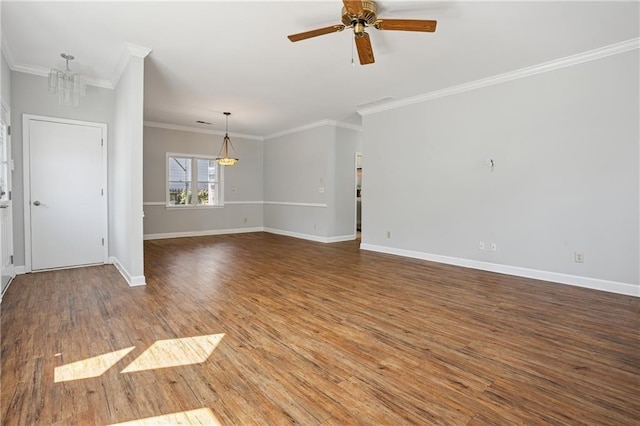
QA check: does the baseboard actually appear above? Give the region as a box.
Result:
[145,227,355,244]
[326,234,357,243]
[0,274,16,302]
[144,227,264,240]
[360,243,639,297]
[108,257,146,287]
[13,262,146,287]
[264,228,355,244]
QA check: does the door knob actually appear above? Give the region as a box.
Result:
[33,201,41,206]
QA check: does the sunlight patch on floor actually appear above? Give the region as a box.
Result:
[108,407,220,425]
[54,347,135,383]
[121,334,224,373]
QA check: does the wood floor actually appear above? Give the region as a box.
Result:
[1,233,639,425]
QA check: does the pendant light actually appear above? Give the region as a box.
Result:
[48,53,86,106]
[216,112,239,166]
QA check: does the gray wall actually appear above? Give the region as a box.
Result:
[361,50,639,291]
[263,123,361,241]
[10,71,115,267]
[1,52,10,105]
[263,125,331,237]
[264,125,330,205]
[143,125,264,236]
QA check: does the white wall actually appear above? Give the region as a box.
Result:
[10,71,115,268]
[110,50,147,286]
[142,125,264,237]
[361,49,639,296]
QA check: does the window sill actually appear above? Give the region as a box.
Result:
[165,204,224,210]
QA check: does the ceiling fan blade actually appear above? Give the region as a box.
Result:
[355,33,375,65]
[343,0,364,16]
[375,19,437,32]
[288,24,345,42]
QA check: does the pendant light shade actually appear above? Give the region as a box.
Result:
[216,112,239,166]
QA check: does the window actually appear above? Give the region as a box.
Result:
[167,154,221,206]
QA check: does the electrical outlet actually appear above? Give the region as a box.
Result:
[243,217,247,223]
[318,187,325,193]
[387,231,391,239]
[490,243,497,252]
[479,241,485,250]
[575,251,584,263]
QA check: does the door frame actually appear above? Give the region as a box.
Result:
[354,152,362,237]
[22,114,108,272]
[1,99,14,294]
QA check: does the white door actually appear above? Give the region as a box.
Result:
[26,117,107,271]
[0,104,14,292]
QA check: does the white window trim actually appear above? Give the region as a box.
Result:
[165,152,224,208]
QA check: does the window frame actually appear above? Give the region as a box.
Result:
[165,152,224,208]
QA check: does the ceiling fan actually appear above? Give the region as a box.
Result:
[287,0,437,65]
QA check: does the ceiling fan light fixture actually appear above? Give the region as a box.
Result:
[216,112,239,166]
[48,53,86,106]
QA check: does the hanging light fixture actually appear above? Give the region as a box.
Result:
[216,112,239,166]
[48,53,86,106]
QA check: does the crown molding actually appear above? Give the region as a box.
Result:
[2,32,114,89]
[358,37,640,116]
[10,63,112,88]
[9,63,47,78]
[144,121,263,141]
[334,121,363,132]
[144,119,360,141]
[8,63,116,89]
[111,43,152,88]
[264,120,334,140]
[3,40,151,90]
[126,43,152,59]
[83,76,114,89]
[265,119,362,140]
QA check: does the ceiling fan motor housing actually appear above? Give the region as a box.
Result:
[342,1,378,27]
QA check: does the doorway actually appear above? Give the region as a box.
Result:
[355,153,362,239]
[23,115,108,271]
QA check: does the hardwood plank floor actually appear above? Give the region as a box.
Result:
[1,232,639,425]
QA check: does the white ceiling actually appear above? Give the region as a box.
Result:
[2,1,639,137]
